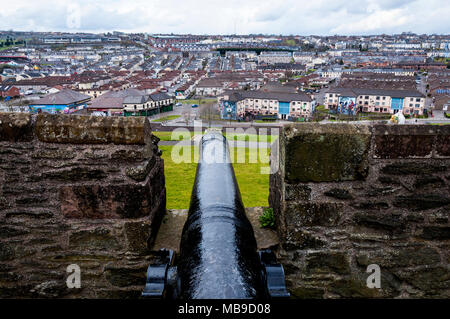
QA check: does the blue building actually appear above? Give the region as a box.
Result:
[29,89,91,114]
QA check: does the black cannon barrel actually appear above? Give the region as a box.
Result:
[142,131,289,299]
[177,131,265,299]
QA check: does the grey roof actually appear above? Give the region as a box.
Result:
[87,88,145,109]
[260,81,297,93]
[149,92,171,101]
[326,87,425,98]
[32,89,91,105]
[123,95,147,104]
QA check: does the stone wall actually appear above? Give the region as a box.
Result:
[270,123,449,298]
[0,113,166,298]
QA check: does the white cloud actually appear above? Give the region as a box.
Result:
[0,0,447,35]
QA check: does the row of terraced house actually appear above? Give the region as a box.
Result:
[324,87,426,115]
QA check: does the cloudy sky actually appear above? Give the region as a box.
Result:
[0,0,448,35]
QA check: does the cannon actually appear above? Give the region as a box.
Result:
[143,131,289,299]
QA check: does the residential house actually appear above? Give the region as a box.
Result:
[29,89,91,114]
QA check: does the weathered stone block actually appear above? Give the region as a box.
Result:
[414,176,445,189]
[5,210,53,219]
[324,188,353,200]
[104,263,148,287]
[285,184,311,201]
[351,201,389,210]
[69,228,121,250]
[111,149,144,161]
[60,184,154,219]
[393,194,450,211]
[31,149,76,160]
[394,267,450,295]
[381,162,447,175]
[0,112,33,142]
[42,167,107,181]
[35,114,152,145]
[15,196,49,205]
[126,156,156,182]
[353,212,405,232]
[284,202,343,227]
[420,226,450,240]
[356,246,441,268]
[364,186,399,197]
[305,251,350,275]
[373,125,437,158]
[0,226,28,238]
[283,229,326,250]
[283,124,370,182]
[436,130,450,157]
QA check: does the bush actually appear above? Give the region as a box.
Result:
[259,208,275,229]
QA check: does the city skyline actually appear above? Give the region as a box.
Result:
[0,0,449,36]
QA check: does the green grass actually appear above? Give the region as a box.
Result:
[151,115,181,122]
[159,145,270,209]
[153,131,191,141]
[179,99,216,105]
[152,131,278,142]
[254,120,277,123]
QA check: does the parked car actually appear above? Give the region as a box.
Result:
[175,102,182,107]
[191,104,199,108]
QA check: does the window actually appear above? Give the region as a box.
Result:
[376,96,380,100]
[416,98,420,102]
[375,108,379,112]
[382,97,386,100]
[415,104,420,108]
[365,96,369,99]
[376,102,380,106]
[409,104,413,107]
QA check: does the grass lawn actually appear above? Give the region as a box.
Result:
[159,145,270,209]
[153,131,278,142]
[254,120,277,123]
[152,131,193,141]
[151,115,181,122]
[179,99,216,105]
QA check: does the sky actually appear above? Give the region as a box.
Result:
[0,0,448,36]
